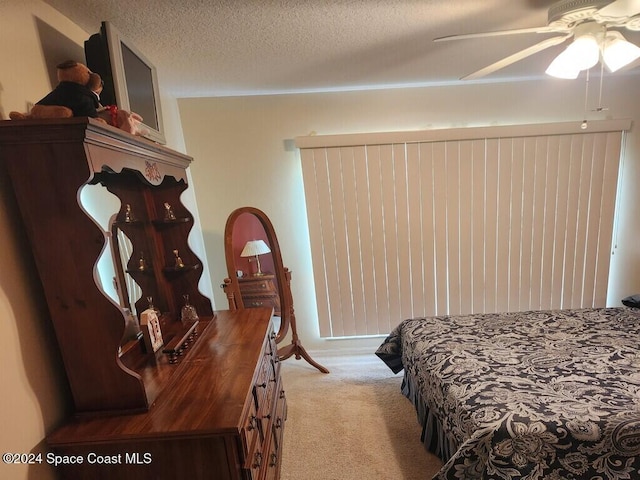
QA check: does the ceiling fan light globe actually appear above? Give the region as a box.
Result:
[545,62,581,78]
[603,32,640,72]
[545,32,600,78]
[567,34,601,70]
[545,52,581,78]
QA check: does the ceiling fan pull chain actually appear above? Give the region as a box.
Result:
[597,60,605,111]
[581,68,590,129]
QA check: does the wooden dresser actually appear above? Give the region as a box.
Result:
[0,119,286,479]
[47,308,287,480]
[239,274,281,316]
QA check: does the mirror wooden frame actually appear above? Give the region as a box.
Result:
[222,206,328,373]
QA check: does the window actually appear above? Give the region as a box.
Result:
[298,121,629,338]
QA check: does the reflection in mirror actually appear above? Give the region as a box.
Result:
[232,213,280,320]
[79,183,121,305]
[223,207,329,373]
[233,212,275,275]
[112,227,143,314]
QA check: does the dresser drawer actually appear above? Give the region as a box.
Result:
[242,320,285,479]
[265,380,287,480]
[240,277,276,293]
[241,396,261,464]
[243,367,273,477]
[243,295,280,312]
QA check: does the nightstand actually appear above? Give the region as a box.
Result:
[238,273,281,316]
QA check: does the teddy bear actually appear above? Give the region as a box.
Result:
[10,60,148,137]
[10,60,103,121]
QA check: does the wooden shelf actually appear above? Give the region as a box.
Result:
[151,217,191,226]
[162,264,201,273]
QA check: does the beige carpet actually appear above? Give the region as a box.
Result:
[279,351,443,479]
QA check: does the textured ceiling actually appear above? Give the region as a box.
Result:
[42,0,640,97]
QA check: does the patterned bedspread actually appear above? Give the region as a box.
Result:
[376,307,640,480]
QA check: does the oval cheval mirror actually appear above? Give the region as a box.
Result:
[222,206,328,373]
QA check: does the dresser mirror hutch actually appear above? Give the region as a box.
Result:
[0,118,287,479]
[223,206,329,373]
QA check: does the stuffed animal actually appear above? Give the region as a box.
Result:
[9,103,73,120]
[87,70,148,136]
[9,60,148,137]
[10,60,103,121]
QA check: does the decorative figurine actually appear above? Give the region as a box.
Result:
[181,294,199,325]
[147,296,161,316]
[173,249,184,268]
[138,252,146,271]
[121,308,141,343]
[124,203,134,222]
[164,202,176,220]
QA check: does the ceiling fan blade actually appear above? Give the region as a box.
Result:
[597,0,640,18]
[462,35,572,80]
[434,25,568,42]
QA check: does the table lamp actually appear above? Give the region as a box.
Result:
[240,239,271,276]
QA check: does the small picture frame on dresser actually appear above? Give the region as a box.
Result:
[140,309,164,353]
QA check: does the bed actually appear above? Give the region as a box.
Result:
[376,307,640,479]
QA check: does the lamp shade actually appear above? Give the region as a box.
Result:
[240,239,271,257]
[240,239,271,276]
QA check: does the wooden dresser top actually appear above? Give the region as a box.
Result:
[48,307,273,446]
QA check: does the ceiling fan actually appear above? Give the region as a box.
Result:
[435,0,640,80]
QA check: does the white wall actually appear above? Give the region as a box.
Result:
[178,74,640,352]
[159,91,216,303]
[1,5,86,479]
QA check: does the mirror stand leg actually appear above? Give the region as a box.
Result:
[278,337,329,374]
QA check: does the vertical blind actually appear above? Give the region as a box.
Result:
[297,121,629,338]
